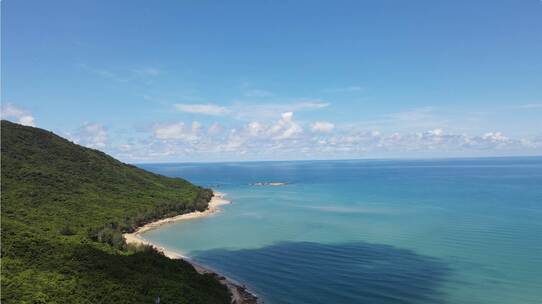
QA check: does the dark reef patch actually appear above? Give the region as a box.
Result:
[194,241,451,304]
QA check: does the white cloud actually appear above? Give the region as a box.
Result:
[353,107,485,135]
[112,108,541,162]
[231,100,329,121]
[207,123,223,135]
[247,121,263,136]
[428,128,443,136]
[292,101,330,110]
[154,123,184,139]
[18,115,36,126]
[269,112,303,140]
[191,121,202,133]
[71,123,108,148]
[1,103,36,126]
[311,121,335,133]
[114,125,542,162]
[481,132,508,142]
[174,103,229,116]
[171,100,329,121]
[461,132,515,150]
[1,104,25,117]
[153,122,200,141]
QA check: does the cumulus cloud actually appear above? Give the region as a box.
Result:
[110,107,541,162]
[462,132,515,150]
[269,112,303,140]
[70,123,108,148]
[207,123,223,135]
[18,116,36,126]
[247,121,263,136]
[318,127,538,157]
[1,103,36,126]
[311,121,335,133]
[153,122,200,141]
[154,123,184,139]
[174,103,229,116]
[482,132,508,142]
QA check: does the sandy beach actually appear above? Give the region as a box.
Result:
[123,192,258,304]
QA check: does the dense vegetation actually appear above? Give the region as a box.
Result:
[0,120,231,304]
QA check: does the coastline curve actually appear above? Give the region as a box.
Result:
[123,191,258,304]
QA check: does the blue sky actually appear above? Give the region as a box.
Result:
[2,0,542,162]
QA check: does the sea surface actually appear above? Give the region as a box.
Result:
[138,157,542,304]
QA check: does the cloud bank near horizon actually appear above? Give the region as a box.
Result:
[3,101,541,162]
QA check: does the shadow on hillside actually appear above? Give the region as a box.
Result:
[194,241,451,304]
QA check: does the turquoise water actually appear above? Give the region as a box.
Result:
[139,157,542,304]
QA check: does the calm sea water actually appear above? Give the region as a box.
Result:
[139,157,542,304]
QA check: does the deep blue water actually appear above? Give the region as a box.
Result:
[139,157,542,304]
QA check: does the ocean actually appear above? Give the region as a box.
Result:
[138,157,542,304]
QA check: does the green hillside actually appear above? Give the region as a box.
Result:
[0,120,231,304]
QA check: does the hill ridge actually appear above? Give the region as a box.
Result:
[1,120,231,304]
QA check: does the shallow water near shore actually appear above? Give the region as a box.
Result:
[139,157,542,304]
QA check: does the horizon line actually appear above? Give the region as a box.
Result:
[132,154,542,165]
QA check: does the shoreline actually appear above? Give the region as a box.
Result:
[123,192,258,304]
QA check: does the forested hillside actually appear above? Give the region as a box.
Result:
[0,120,230,304]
